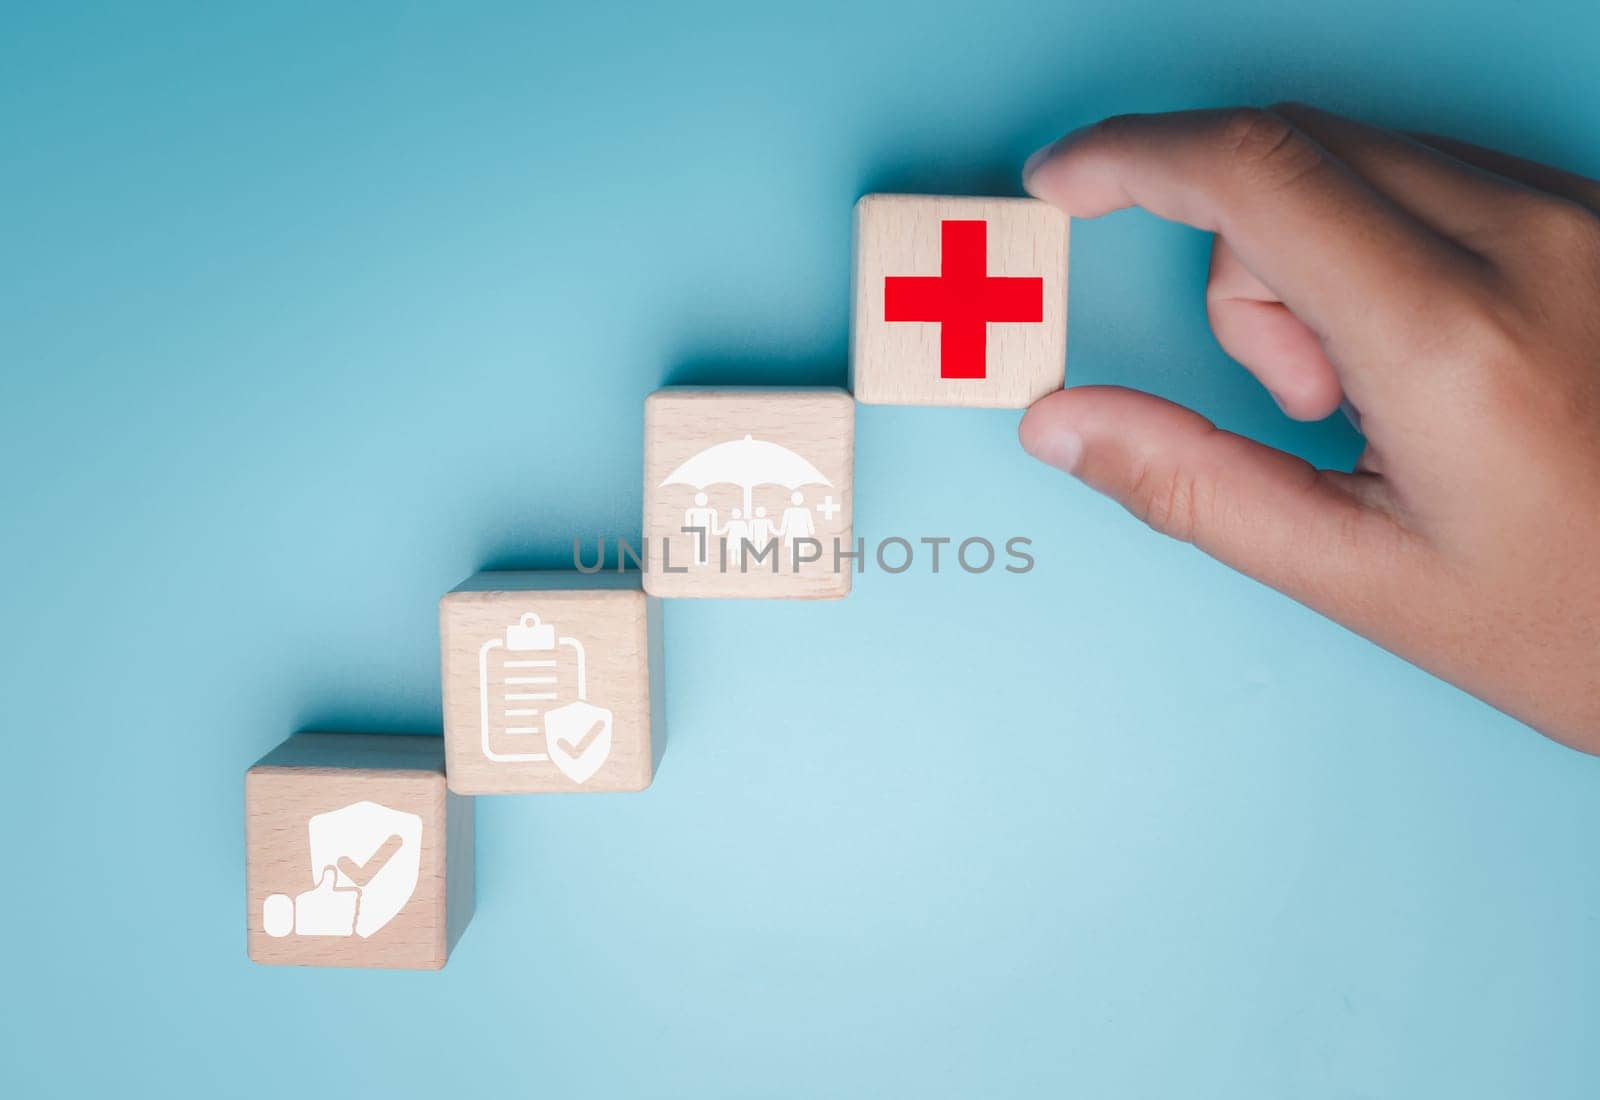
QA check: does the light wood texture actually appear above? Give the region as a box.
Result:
[244,733,472,970]
[642,387,854,599]
[440,571,661,794]
[850,194,1069,408]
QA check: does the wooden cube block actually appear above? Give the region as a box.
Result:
[642,387,854,599]
[245,733,473,970]
[440,571,662,794]
[850,194,1069,408]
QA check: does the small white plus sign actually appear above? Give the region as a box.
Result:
[815,495,840,521]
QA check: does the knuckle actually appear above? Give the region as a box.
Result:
[1423,285,1524,367]
[1213,108,1325,189]
[1126,461,1205,543]
[1416,286,1554,425]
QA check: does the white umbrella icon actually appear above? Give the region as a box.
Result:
[660,434,831,515]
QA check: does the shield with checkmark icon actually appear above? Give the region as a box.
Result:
[544,700,614,784]
[306,800,423,939]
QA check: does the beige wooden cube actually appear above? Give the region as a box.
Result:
[245,733,473,970]
[643,387,854,600]
[851,194,1069,408]
[440,571,662,794]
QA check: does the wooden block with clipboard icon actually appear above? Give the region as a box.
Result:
[440,571,663,794]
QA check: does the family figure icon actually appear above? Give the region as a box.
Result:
[662,434,838,567]
[680,489,820,566]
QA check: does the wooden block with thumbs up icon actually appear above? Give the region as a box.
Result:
[245,732,474,970]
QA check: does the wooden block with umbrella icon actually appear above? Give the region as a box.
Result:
[643,388,855,599]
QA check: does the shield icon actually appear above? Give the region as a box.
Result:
[307,800,423,939]
[544,700,614,784]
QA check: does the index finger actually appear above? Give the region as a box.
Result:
[1024,108,1485,402]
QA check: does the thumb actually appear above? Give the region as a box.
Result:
[1020,386,1399,612]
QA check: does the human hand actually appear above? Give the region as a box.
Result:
[1018,105,1600,752]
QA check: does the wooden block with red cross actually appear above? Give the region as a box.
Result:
[850,194,1069,408]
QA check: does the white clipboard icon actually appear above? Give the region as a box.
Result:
[479,612,615,781]
[479,613,590,763]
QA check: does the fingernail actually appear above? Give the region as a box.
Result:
[1022,124,1091,187]
[1023,426,1084,474]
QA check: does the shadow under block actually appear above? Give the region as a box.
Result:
[245,733,473,970]
[642,387,855,599]
[441,571,662,795]
[850,194,1069,408]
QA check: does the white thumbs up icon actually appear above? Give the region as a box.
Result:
[262,801,422,939]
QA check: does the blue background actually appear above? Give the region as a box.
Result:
[3,2,1597,1096]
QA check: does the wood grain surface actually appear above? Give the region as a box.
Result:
[851,194,1068,408]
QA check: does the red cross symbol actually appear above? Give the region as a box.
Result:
[883,220,1044,380]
